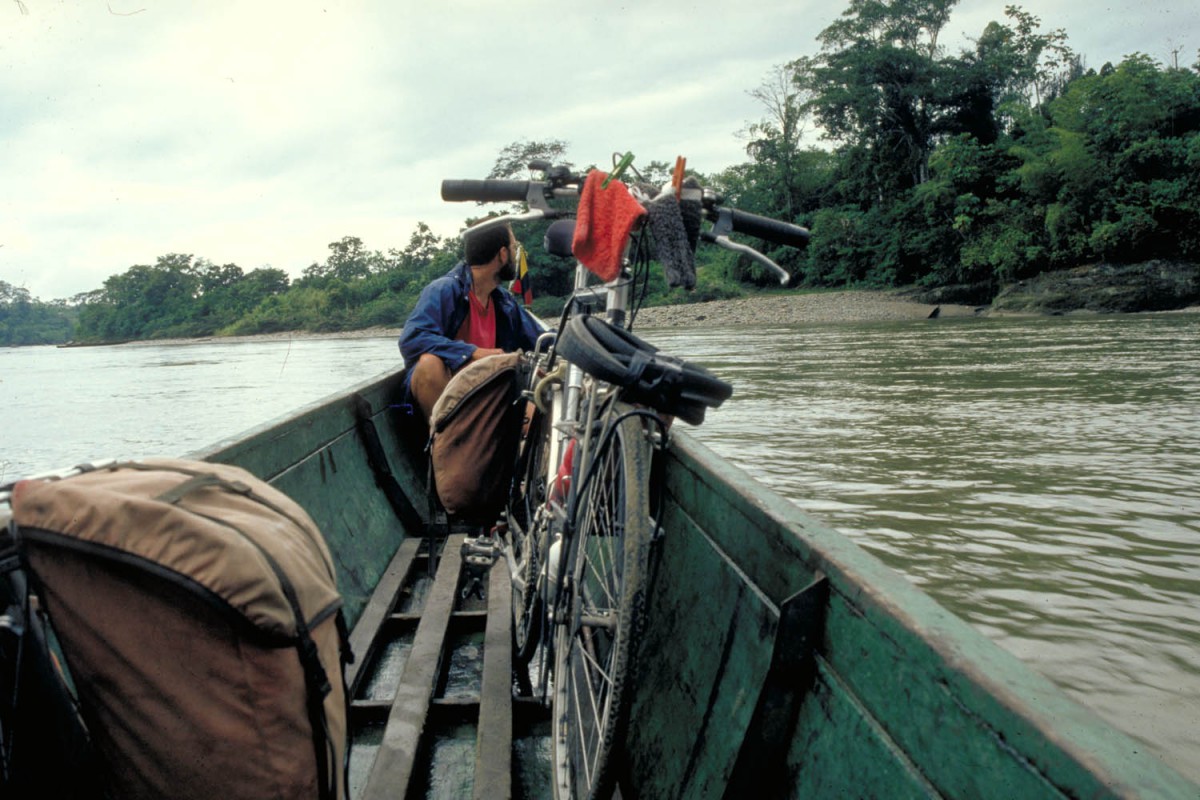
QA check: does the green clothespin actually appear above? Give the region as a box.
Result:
[601,151,635,189]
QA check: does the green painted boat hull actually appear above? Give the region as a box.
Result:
[179,365,1194,799]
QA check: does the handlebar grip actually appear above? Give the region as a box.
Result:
[441,179,532,203]
[727,208,810,248]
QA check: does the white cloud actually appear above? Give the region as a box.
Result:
[1,0,1195,299]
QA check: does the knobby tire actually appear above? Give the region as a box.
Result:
[552,403,654,800]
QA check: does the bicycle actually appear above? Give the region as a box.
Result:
[441,155,809,800]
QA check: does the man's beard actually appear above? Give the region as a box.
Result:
[498,259,517,282]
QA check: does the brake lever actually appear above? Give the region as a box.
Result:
[700,230,790,286]
[466,206,564,235]
[705,208,791,285]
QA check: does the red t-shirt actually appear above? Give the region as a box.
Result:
[456,290,497,350]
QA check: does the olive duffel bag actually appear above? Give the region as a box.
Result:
[8,458,348,800]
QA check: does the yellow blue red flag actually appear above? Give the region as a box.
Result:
[510,242,533,306]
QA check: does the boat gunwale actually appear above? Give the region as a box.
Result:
[664,429,1196,798]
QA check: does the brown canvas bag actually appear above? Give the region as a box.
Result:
[10,458,347,800]
[429,351,525,523]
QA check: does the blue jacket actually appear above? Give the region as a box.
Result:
[398,261,545,392]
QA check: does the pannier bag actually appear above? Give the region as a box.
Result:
[9,458,347,800]
[430,351,526,523]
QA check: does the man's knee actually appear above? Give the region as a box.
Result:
[411,353,451,417]
[413,352,449,381]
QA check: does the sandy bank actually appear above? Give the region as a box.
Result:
[631,291,978,328]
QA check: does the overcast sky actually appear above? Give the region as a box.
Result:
[2,0,1195,301]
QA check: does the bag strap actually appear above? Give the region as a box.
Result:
[0,541,105,799]
[231,525,338,800]
[154,473,251,504]
[153,471,340,800]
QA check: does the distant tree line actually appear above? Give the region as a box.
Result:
[0,281,76,346]
[714,2,1200,294]
[4,0,1198,345]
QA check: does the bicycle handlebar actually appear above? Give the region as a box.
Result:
[439,162,809,285]
[721,208,809,249]
[441,179,533,203]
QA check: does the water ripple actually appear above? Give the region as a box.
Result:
[646,313,1200,783]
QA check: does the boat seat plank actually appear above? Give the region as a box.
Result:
[474,558,513,800]
[361,534,466,800]
[346,536,422,695]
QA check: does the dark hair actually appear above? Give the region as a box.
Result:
[463,224,512,267]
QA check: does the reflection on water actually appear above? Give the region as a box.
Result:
[442,631,484,701]
[643,312,1200,782]
[3,315,1198,781]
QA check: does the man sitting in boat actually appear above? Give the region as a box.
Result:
[399,223,544,419]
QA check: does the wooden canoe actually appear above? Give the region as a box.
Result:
[8,363,1198,798]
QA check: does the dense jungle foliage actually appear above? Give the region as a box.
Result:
[5,0,1199,345]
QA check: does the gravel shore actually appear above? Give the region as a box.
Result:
[630,290,978,328]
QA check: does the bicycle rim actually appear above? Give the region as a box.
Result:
[509,412,550,666]
[552,404,653,800]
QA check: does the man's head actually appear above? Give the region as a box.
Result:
[464,223,517,281]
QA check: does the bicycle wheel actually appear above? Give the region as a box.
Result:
[552,403,654,800]
[508,407,550,666]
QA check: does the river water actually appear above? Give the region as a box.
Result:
[2,312,1198,782]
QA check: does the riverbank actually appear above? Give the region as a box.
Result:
[109,287,1198,347]
[116,290,976,347]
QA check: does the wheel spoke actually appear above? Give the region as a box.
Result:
[552,406,653,800]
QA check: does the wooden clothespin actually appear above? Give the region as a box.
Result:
[671,155,687,200]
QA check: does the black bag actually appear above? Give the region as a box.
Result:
[0,532,105,800]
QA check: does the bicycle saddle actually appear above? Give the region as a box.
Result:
[543,219,576,258]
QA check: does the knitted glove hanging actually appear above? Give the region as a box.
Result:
[646,189,696,289]
[571,170,647,282]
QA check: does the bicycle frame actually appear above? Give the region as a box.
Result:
[508,247,641,668]
[446,160,807,799]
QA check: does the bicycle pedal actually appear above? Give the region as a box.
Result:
[461,575,486,601]
[461,536,499,564]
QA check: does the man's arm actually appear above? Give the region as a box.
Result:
[399,281,476,373]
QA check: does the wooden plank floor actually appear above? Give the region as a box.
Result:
[350,535,523,800]
[474,554,513,800]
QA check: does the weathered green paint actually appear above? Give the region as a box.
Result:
[625,500,778,799]
[786,662,940,798]
[183,367,1198,798]
[192,369,426,629]
[657,433,1198,798]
